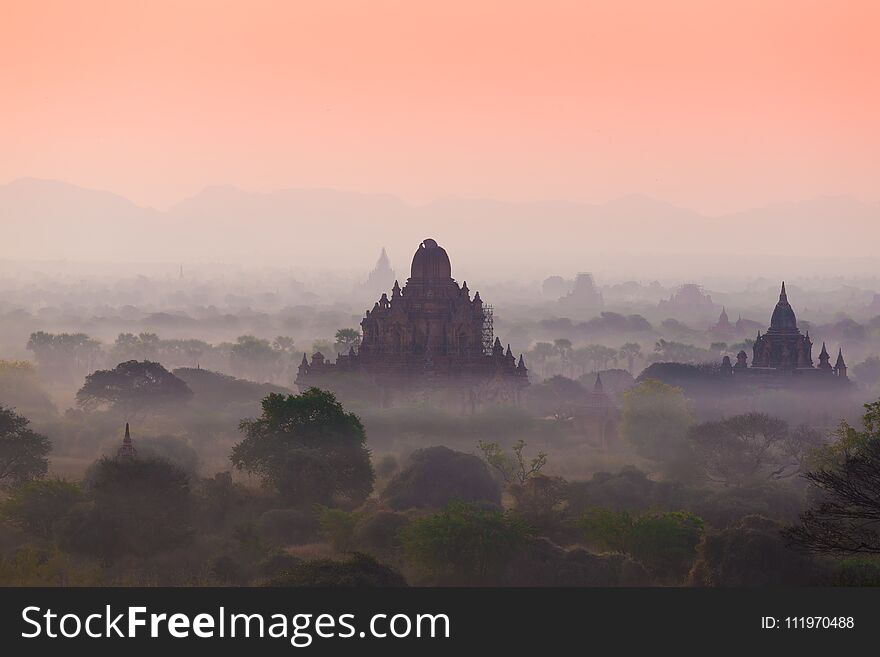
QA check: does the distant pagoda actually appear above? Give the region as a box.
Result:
[116,422,138,459]
[725,283,848,384]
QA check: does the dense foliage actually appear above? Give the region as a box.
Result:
[232,388,374,506]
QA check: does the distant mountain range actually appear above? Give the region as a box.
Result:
[2,178,878,278]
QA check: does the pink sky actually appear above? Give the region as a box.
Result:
[2,0,878,213]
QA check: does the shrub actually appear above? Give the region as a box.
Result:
[382,446,500,510]
[401,501,532,582]
[317,506,361,552]
[60,457,192,562]
[1,479,83,539]
[353,511,410,559]
[689,515,821,586]
[266,553,407,587]
[830,558,880,586]
[256,508,319,546]
[577,508,704,583]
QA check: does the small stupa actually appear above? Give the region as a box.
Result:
[116,422,138,459]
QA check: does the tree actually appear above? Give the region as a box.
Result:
[27,331,102,382]
[60,456,192,562]
[478,439,547,486]
[401,501,532,582]
[583,344,618,371]
[530,342,555,379]
[0,406,51,489]
[231,388,374,506]
[334,328,361,354]
[553,338,572,377]
[619,342,642,373]
[621,379,693,465]
[272,336,297,354]
[651,339,714,364]
[0,360,56,420]
[76,360,193,415]
[0,479,83,538]
[688,413,808,487]
[230,335,283,382]
[785,401,880,555]
[853,357,880,387]
[110,332,160,362]
[525,375,587,421]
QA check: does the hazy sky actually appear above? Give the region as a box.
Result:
[2,1,878,213]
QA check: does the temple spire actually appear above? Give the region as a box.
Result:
[835,348,848,380]
[594,373,603,392]
[780,281,787,301]
[116,422,137,459]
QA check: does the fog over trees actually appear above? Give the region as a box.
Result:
[1,246,880,587]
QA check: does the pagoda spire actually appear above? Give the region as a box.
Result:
[594,373,603,392]
[780,281,787,302]
[835,348,848,380]
[116,422,137,459]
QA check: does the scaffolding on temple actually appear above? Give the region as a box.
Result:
[481,305,494,355]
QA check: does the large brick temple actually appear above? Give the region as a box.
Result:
[297,238,529,408]
[722,282,849,384]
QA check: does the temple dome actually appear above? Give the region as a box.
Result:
[769,282,798,331]
[410,238,452,280]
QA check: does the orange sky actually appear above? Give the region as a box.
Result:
[1,0,878,213]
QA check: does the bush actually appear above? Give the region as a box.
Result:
[501,537,653,586]
[1,479,83,539]
[509,474,568,531]
[401,501,532,583]
[688,515,821,586]
[577,508,704,583]
[687,483,805,529]
[266,553,407,587]
[256,508,319,546]
[317,506,361,551]
[353,511,410,559]
[60,457,192,562]
[566,468,691,515]
[382,446,500,510]
[830,558,880,586]
[374,455,399,479]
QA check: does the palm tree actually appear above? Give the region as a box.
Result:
[619,342,642,373]
[553,339,572,377]
[531,342,555,379]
